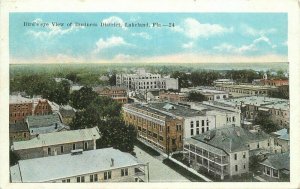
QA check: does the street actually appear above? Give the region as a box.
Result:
[134,146,190,182]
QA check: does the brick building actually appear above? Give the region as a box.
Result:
[93,86,128,103]
[33,98,53,116]
[159,91,188,102]
[9,95,33,124]
[11,127,101,160]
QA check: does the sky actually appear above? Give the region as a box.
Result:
[9,13,287,64]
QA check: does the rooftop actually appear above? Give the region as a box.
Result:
[29,122,70,136]
[10,147,144,182]
[190,126,270,154]
[9,122,29,133]
[260,152,290,170]
[9,95,32,104]
[26,113,62,129]
[272,128,289,141]
[12,127,100,151]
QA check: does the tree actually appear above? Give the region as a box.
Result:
[188,92,206,102]
[254,111,279,133]
[70,86,98,110]
[109,74,116,86]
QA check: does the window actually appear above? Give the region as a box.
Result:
[47,147,51,155]
[172,139,176,145]
[202,120,204,126]
[243,152,246,158]
[94,174,98,182]
[202,127,205,133]
[244,164,246,169]
[81,176,85,182]
[23,133,27,138]
[206,127,209,131]
[232,116,235,122]
[179,135,182,141]
[121,168,128,176]
[235,165,238,172]
[190,121,194,128]
[191,129,194,136]
[77,177,80,183]
[257,143,260,149]
[62,180,66,183]
[104,171,112,180]
[73,143,76,150]
[90,175,94,182]
[60,146,64,153]
[84,142,88,150]
[196,128,199,135]
[273,169,279,177]
[206,120,209,126]
[196,121,199,127]
[234,153,237,160]
[67,179,70,183]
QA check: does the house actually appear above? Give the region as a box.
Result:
[11,127,101,160]
[9,95,33,124]
[26,113,69,136]
[10,148,147,182]
[93,86,128,103]
[9,122,30,143]
[32,98,53,116]
[183,126,280,180]
[259,152,290,181]
[271,129,289,153]
[159,91,188,102]
[59,105,76,125]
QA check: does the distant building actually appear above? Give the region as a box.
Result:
[54,77,73,85]
[93,86,128,103]
[159,91,188,102]
[116,68,178,91]
[26,113,69,136]
[9,95,33,124]
[259,152,290,181]
[215,96,289,128]
[99,75,109,81]
[9,122,30,143]
[213,79,235,86]
[10,148,147,182]
[271,129,289,153]
[12,127,101,160]
[258,79,288,87]
[59,105,77,125]
[181,87,229,101]
[32,98,53,116]
[184,126,279,180]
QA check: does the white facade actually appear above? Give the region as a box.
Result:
[183,115,216,139]
[116,69,178,91]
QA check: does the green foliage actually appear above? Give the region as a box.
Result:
[225,70,262,83]
[254,111,279,133]
[70,87,98,110]
[269,86,289,99]
[188,92,206,102]
[109,74,116,86]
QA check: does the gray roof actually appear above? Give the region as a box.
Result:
[260,152,290,170]
[9,122,29,133]
[27,113,62,129]
[191,126,270,153]
[9,95,32,104]
[29,122,70,136]
[10,148,145,182]
[12,127,100,151]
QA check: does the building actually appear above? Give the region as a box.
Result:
[181,87,229,101]
[32,98,53,116]
[93,86,128,103]
[26,113,69,136]
[59,105,77,125]
[259,152,290,181]
[9,95,33,124]
[271,129,289,153]
[116,68,178,91]
[259,79,288,87]
[12,127,101,160]
[9,122,30,143]
[183,126,279,180]
[213,79,235,86]
[215,96,289,128]
[10,148,147,182]
[159,91,188,102]
[215,84,277,97]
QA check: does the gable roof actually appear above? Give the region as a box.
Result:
[260,152,290,170]
[26,113,62,129]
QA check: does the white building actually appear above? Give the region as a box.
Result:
[181,87,229,101]
[116,68,178,91]
[10,148,147,182]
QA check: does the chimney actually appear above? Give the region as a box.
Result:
[110,158,114,167]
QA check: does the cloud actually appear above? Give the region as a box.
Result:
[131,32,151,40]
[27,18,84,39]
[182,42,194,49]
[93,36,132,53]
[173,18,233,39]
[101,16,127,30]
[241,24,276,37]
[213,36,276,54]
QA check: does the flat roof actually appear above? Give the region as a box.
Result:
[12,127,100,151]
[9,95,32,104]
[10,148,144,182]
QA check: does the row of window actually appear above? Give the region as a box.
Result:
[47,142,89,155]
[190,120,209,128]
[74,168,129,182]
[234,152,246,160]
[190,127,209,136]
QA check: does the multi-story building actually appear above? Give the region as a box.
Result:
[215,96,289,128]
[59,105,76,125]
[10,148,147,182]
[159,91,188,102]
[116,68,178,91]
[32,98,53,116]
[259,79,288,87]
[215,84,277,97]
[213,79,235,86]
[93,86,128,103]
[9,95,33,124]
[11,127,101,160]
[271,129,289,153]
[183,126,280,180]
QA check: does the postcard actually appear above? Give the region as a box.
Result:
[0,0,299,189]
